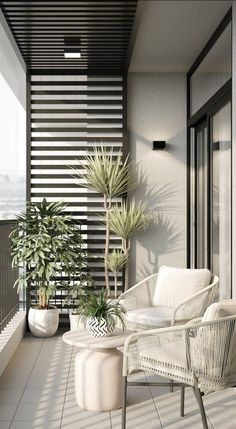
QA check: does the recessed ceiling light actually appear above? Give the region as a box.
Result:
[64,51,81,59]
[64,37,81,59]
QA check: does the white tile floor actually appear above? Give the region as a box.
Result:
[0,332,236,429]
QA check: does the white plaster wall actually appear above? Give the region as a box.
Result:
[128,73,187,286]
[0,11,26,219]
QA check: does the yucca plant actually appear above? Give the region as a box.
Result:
[108,200,153,291]
[11,198,89,309]
[76,289,127,335]
[71,147,137,295]
[106,250,127,299]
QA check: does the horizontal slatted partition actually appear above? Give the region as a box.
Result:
[30,74,124,311]
[1,1,138,72]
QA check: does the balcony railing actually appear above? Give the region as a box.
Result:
[0,220,19,333]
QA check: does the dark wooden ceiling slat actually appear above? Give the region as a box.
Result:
[0,0,137,71]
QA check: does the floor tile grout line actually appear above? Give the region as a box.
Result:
[8,336,45,428]
[145,372,164,429]
[109,410,112,429]
[59,343,74,429]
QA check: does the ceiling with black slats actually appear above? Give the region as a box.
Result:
[0,0,138,72]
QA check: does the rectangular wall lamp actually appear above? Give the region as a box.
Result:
[153,141,166,150]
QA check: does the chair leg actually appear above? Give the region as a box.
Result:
[193,387,208,429]
[122,376,127,429]
[180,386,185,417]
[170,379,174,392]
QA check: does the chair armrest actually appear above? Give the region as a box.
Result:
[172,277,219,325]
[119,273,158,310]
[123,314,236,390]
[123,323,191,377]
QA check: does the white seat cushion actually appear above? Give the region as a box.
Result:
[125,306,174,328]
[153,266,211,308]
[202,300,236,321]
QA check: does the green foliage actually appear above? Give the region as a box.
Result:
[106,250,127,298]
[108,199,153,239]
[76,289,126,330]
[63,276,94,307]
[10,198,89,309]
[71,147,137,199]
[71,147,138,295]
[106,250,127,275]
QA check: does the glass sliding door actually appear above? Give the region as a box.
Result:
[190,102,232,298]
[211,102,231,299]
[194,122,209,268]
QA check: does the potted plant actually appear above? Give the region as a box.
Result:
[71,147,137,296]
[76,289,126,338]
[63,278,93,331]
[108,200,153,291]
[10,198,88,337]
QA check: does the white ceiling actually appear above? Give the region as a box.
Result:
[129,0,232,73]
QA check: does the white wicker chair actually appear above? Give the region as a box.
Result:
[119,269,219,330]
[122,314,236,429]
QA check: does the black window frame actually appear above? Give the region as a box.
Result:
[187,7,232,270]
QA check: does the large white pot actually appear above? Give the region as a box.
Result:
[28,307,59,337]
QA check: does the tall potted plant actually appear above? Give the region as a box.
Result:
[71,147,137,296]
[11,198,88,337]
[108,200,153,291]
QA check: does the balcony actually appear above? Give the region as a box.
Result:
[0,332,235,429]
[1,1,236,429]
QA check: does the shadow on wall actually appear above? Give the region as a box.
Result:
[128,130,186,286]
[131,214,184,285]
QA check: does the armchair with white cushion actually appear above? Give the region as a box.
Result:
[119,266,219,330]
[122,299,236,429]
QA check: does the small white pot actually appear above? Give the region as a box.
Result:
[88,317,115,338]
[69,313,86,331]
[28,307,59,337]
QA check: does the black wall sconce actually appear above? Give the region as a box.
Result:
[153,140,166,150]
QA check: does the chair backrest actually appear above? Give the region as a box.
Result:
[191,303,236,393]
[152,266,212,308]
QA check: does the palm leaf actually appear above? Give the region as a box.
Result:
[106,250,127,274]
[71,147,138,199]
[108,200,153,239]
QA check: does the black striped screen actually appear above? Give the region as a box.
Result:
[30,74,124,311]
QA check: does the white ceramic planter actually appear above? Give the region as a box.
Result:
[69,313,86,331]
[28,307,59,337]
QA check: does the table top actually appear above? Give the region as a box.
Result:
[62,329,133,350]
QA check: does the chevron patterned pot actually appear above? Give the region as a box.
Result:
[88,317,115,338]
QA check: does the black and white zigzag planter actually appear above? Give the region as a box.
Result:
[88,317,115,338]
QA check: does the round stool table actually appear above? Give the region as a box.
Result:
[62,329,132,412]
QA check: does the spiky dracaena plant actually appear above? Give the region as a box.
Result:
[108,200,153,291]
[106,250,127,298]
[71,147,137,296]
[10,198,89,309]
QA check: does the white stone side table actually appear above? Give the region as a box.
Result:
[62,329,132,412]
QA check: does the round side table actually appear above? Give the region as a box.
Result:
[62,329,132,412]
